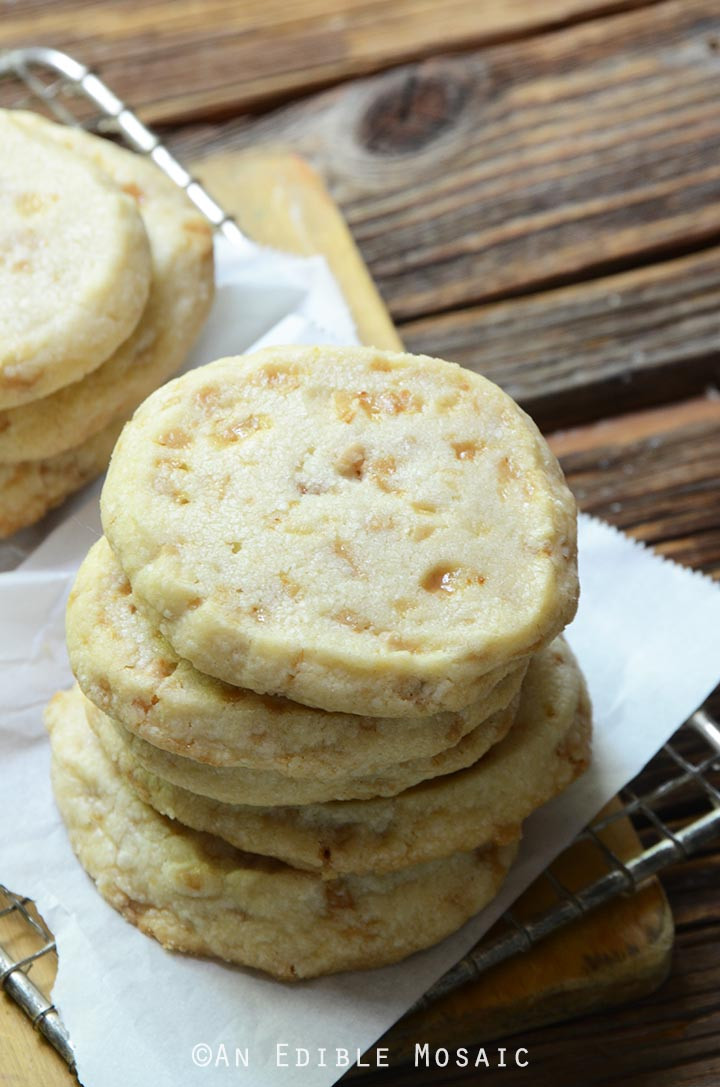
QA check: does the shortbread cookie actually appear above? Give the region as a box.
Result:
[0,416,126,539]
[47,690,517,978]
[0,113,214,462]
[84,690,520,805]
[86,638,591,875]
[101,347,578,716]
[0,110,151,410]
[67,537,526,777]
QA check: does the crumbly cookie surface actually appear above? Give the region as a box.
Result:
[0,113,214,462]
[68,536,526,776]
[47,689,517,979]
[101,346,578,716]
[83,637,590,875]
[0,416,126,540]
[0,110,151,409]
[84,689,520,805]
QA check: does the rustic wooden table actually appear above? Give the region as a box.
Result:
[2,2,719,1085]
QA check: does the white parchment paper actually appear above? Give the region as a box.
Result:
[1,238,720,1087]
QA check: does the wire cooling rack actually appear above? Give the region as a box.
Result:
[0,45,254,251]
[1,46,719,1077]
[2,708,718,1075]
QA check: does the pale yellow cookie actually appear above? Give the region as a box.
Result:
[47,689,517,979]
[85,638,590,875]
[0,415,126,539]
[0,113,214,462]
[84,690,520,805]
[67,536,527,777]
[101,346,578,716]
[0,110,151,409]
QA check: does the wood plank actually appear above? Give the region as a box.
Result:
[549,396,720,576]
[355,901,720,1086]
[193,152,720,431]
[548,397,720,457]
[0,1,661,124]
[402,250,720,431]
[355,724,720,1086]
[192,151,400,351]
[371,804,673,1068]
[0,898,67,1086]
[170,0,720,380]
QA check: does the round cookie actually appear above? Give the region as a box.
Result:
[101,346,578,717]
[85,638,591,875]
[0,415,127,540]
[84,690,520,805]
[67,536,527,777]
[46,689,517,979]
[0,110,151,409]
[0,112,214,462]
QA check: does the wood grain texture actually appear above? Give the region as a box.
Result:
[403,251,720,431]
[353,703,720,1087]
[551,396,720,576]
[372,804,673,1067]
[0,900,66,1086]
[195,153,720,432]
[191,151,400,350]
[0,0,660,123]
[168,0,720,430]
[354,916,720,1087]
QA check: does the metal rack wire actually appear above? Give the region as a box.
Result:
[0,46,255,254]
[1,46,719,1076]
[412,706,720,1012]
[0,887,74,1070]
[1,706,717,1075]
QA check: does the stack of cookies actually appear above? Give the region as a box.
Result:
[0,110,214,539]
[46,345,591,979]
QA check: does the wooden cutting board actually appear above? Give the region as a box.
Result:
[0,150,672,1084]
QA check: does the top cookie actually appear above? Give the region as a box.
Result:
[101,346,578,716]
[0,110,152,409]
